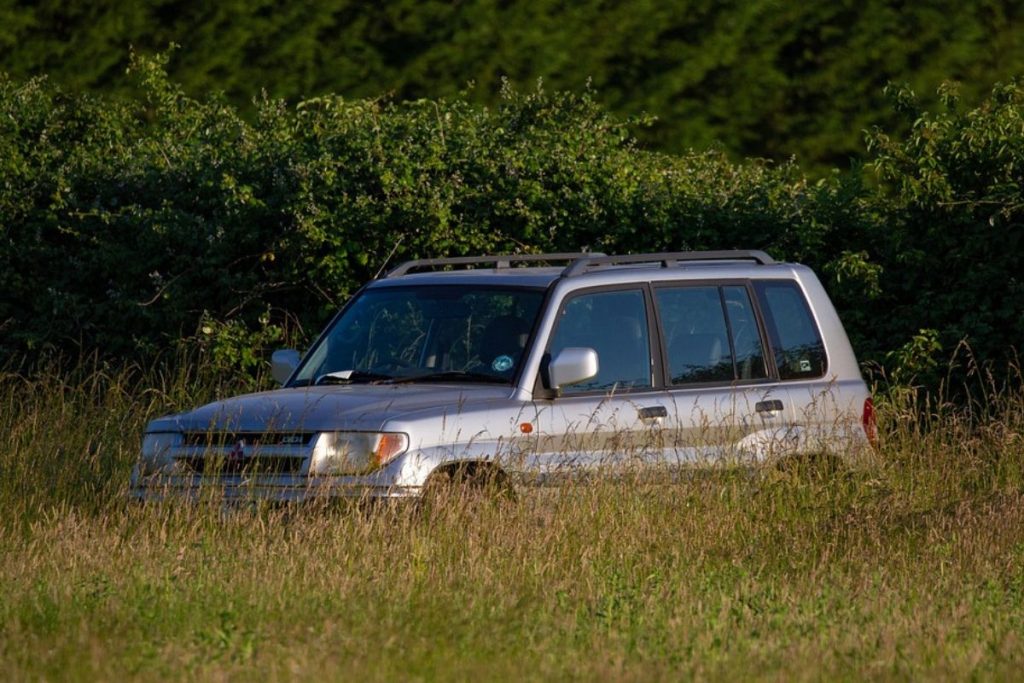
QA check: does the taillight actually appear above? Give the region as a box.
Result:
[862,397,877,447]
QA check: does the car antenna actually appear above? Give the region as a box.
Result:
[373,235,406,280]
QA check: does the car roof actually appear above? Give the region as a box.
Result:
[368,257,802,290]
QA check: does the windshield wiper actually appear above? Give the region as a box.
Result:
[314,370,395,386]
[386,371,509,385]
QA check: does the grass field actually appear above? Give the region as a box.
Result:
[1,361,1023,680]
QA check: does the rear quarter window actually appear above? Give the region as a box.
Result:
[753,280,827,380]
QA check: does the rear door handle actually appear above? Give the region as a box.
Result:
[638,405,668,419]
[755,399,784,414]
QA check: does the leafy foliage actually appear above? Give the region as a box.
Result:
[866,80,1024,369]
[0,55,1021,380]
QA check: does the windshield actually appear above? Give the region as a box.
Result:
[291,285,546,386]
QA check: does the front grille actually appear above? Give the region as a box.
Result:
[183,432,315,447]
[178,431,314,476]
[178,454,306,475]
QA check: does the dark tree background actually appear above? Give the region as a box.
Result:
[2,0,1022,169]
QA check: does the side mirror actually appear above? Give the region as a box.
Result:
[547,347,599,391]
[271,349,301,385]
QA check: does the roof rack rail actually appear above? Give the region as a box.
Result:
[385,252,605,277]
[560,250,775,277]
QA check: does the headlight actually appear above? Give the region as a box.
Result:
[311,432,409,475]
[138,432,182,475]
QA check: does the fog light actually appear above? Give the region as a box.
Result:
[138,432,182,475]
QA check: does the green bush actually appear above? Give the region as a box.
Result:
[866,80,1024,371]
[0,53,1020,381]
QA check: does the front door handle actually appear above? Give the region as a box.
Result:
[638,405,668,420]
[755,399,784,414]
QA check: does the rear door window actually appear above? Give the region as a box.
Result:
[655,284,768,384]
[753,280,827,379]
[722,285,769,380]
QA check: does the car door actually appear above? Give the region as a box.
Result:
[652,281,792,465]
[524,287,673,481]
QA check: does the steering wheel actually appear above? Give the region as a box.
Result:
[371,358,416,373]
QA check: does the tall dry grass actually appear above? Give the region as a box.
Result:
[0,358,1022,680]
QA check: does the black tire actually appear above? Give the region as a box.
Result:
[420,461,516,507]
[771,451,848,481]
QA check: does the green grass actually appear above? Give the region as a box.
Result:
[1,361,1023,680]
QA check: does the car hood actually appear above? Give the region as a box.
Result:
[147,383,515,434]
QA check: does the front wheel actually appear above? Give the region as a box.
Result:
[420,462,516,508]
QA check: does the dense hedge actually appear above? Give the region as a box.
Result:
[1,54,1021,379]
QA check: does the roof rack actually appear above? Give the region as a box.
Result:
[559,250,775,277]
[385,252,604,277]
[385,249,775,278]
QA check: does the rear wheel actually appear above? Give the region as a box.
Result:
[771,451,848,481]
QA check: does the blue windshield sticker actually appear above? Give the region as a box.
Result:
[491,355,514,372]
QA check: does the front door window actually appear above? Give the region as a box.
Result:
[546,289,653,393]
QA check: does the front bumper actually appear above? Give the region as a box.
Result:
[129,471,421,503]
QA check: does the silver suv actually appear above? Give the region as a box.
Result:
[131,251,875,502]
